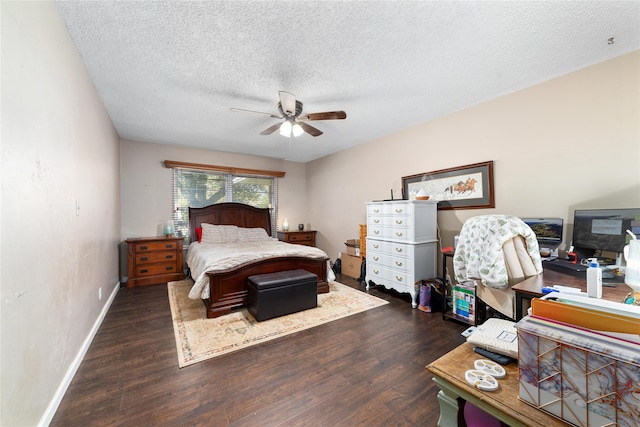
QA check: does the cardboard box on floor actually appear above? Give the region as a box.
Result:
[341,252,362,278]
[345,239,359,256]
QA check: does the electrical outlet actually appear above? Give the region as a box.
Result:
[98,287,102,300]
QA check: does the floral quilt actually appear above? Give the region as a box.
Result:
[453,215,542,289]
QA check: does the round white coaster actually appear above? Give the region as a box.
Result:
[474,359,506,378]
[465,370,499,391]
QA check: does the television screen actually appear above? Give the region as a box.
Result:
[572,208,640,253]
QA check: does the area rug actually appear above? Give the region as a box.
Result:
[168,279,388,367]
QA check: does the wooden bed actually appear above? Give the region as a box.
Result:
[188,202,329,318]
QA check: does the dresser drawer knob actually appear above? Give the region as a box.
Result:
[140,269,148,273]
[374,219,379,223]
[373,256,379,261]
[395,276,403,282]
[166,266,174,271]
[374,230,380,234]
[395,219,403,225]
[395,261,403,266]
[373,269,379,274]
[140,246,148,251]
[166,255,174,259]
[140,257,148,261]
[395,208,403,214]
[166,244,173,248]
[395,232,403,237]
[395,248,403,253]
[373,244,379,248]
[373,208,380,213]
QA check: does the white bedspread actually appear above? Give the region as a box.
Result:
[186,239,331,299]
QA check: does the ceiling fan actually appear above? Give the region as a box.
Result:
[230,91,347,138]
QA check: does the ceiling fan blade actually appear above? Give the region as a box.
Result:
[230,108,282,119]
[278,91,297,117]
[300,111,347,121]
[299,122,323,137]
[260,122,282,135]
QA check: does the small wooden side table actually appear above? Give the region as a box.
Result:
[426,343,568,426]
[277,230,317,247]
[126,236,184,287]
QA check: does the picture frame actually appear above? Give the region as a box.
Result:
[402,161,494,210]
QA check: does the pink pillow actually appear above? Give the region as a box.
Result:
[196,227,203,242]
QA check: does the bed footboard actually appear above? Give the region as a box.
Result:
[204,256,329,318]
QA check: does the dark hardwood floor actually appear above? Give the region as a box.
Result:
[51,275,468,426]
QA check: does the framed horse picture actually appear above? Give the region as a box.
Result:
[402,161,494,210]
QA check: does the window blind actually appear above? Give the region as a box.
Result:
[170,166,278,243]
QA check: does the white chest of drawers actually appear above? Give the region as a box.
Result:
[365,200,438,308]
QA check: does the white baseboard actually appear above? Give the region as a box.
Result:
[38,282,120,427]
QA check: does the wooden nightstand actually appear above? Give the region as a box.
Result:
[277,230,317,247]
[126,236,185,287]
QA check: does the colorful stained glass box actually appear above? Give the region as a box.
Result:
[516,316,640,427]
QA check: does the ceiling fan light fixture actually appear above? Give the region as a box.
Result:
[232,91,346,138]
[292,123,303,137]
[279,120,292,137]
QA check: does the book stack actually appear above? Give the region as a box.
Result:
[516,293,640,426]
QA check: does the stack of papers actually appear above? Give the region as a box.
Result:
[466,318,518,358]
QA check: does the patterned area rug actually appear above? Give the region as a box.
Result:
[168,279,388,367]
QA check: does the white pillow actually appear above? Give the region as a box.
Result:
[237,227,271,242]
[200,224,239,244]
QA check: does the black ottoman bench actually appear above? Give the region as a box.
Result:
[247,269,318,321]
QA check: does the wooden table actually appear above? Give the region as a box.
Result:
[276,230,317,247]
[511,268,631,320]
[426,343,569,427]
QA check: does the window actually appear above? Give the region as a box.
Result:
[171,168,277,242]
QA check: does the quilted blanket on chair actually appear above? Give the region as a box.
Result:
[453,215,542,289]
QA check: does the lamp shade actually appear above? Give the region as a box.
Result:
[292,123,303,137]
[164,220,174,237]
[279,121,292,137]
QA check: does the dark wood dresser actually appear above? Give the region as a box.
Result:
[126,236,184,287]
[277,230,317,247]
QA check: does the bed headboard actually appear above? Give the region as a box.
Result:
[188,203,272,242]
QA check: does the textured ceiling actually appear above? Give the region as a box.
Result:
[54,1,640,162]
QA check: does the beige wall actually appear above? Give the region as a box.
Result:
[120,51,640,267]
[307,51,640,263]
[1,2,121,426]
[119,140,309,276]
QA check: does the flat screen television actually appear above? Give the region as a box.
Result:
[572,208,640,254]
